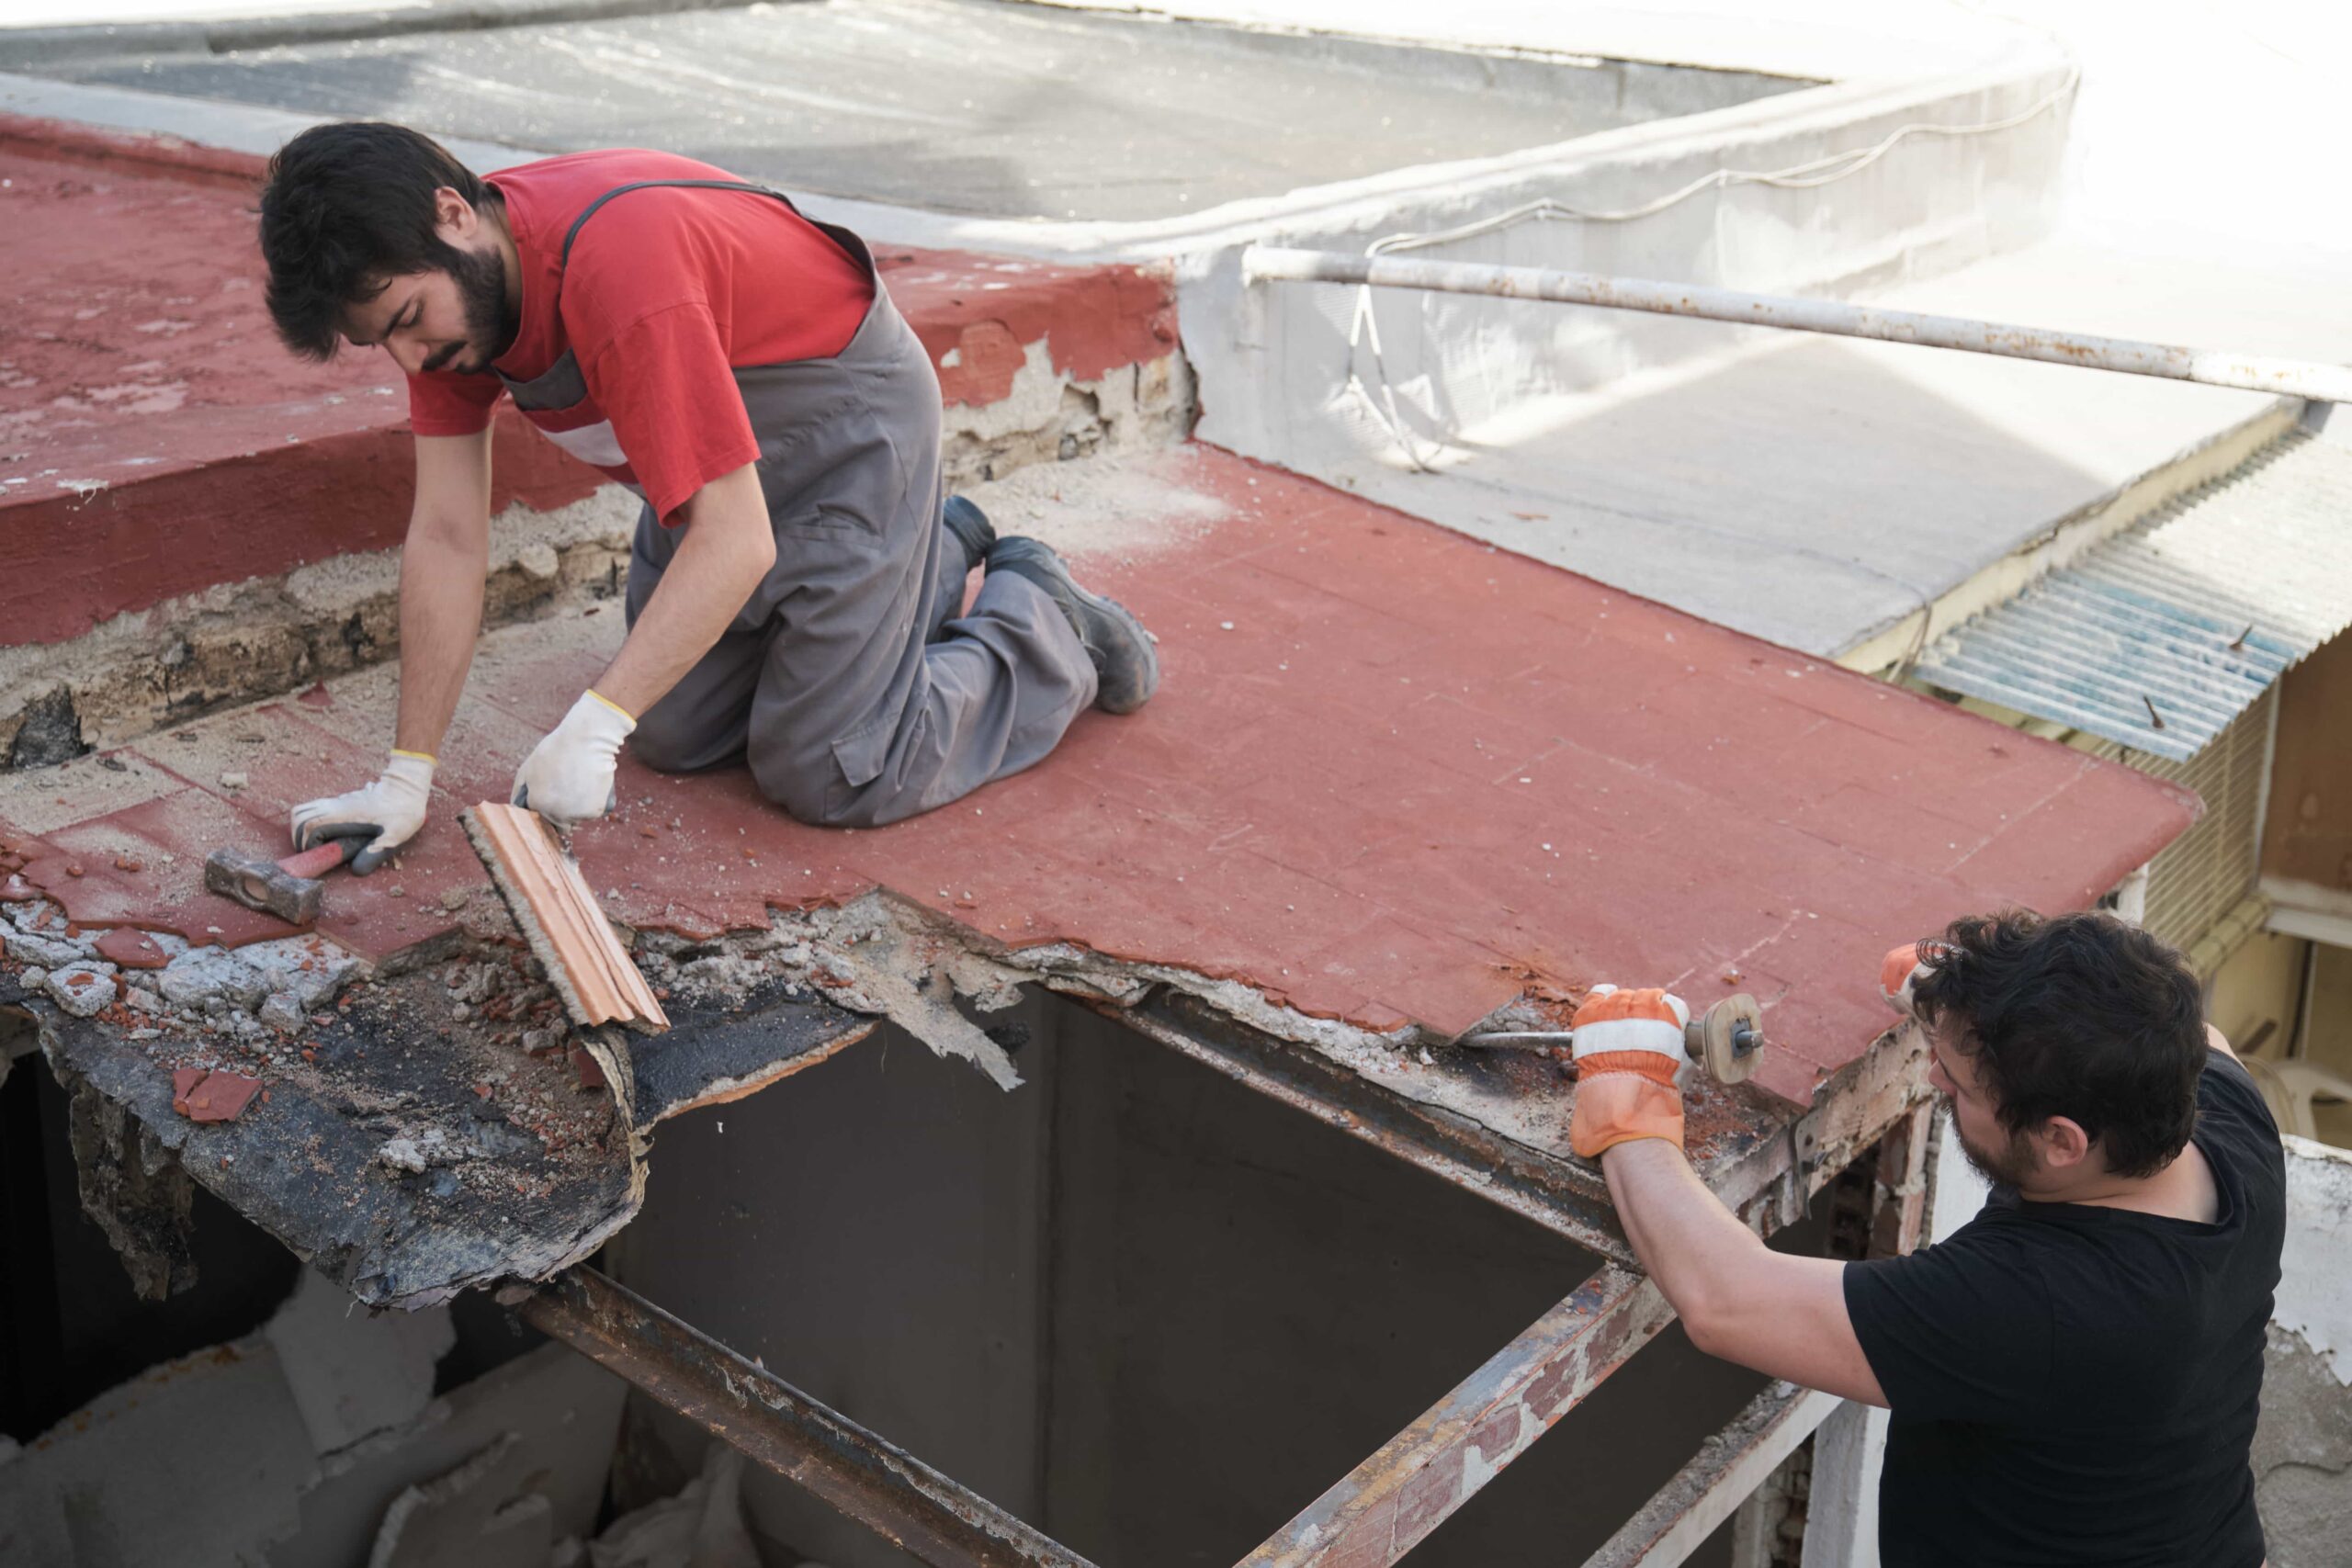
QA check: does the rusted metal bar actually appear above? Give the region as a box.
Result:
[1580,1382,1843,1568]
[1242,247,2352,404]
[1235,1265,1673,1567]
[1102,989,1637,1266]
[518,1268,1098,1568]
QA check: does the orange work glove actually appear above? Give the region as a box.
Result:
[1879,942,1935,1017]
[1568,984,1690,1158]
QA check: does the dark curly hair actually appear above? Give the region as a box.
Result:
[257,121,498,361]
[1911,909,2205,1179]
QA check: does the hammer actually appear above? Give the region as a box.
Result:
[203,836,364,925]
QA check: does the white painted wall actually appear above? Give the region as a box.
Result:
[2277,1134,2352,1388]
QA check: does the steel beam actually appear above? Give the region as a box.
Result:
[1235,1265,1673,1567]
[1243,246,2352,405]
[1581,1382,1844,1568]
[519,1268,1098,1568]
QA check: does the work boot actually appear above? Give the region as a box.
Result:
[985,536,1159,715]
[944,494,996,576]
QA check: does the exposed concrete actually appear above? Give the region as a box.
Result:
[263,1269,456,1455]
[0,1314,623,1568]
[0,1333,319,1567]
[0,489,634,768]
[2256,1324,2352,1568]
[2276,1134,2352,1387]
[276,1342,626,1568]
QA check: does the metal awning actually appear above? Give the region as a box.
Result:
[1912,429,2352,761]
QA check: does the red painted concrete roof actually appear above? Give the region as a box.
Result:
[0,118,1175,649]
[1,443,2199,1106]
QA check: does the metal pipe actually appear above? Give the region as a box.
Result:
[1242,246,2352,405]
[519,1268,1099,1568]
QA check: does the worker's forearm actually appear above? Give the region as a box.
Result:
[1602,1137,1766,1328]
[594,468,775,718]
[392,519,490,757]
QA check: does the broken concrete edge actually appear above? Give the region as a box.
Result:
[0,488,634,768]
[0,349,1193,767]
[12,854,1855,1316]
[21,981,648,1313]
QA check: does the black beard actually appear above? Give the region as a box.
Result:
[1955,1122,2037,1190]
[447,243,518,368]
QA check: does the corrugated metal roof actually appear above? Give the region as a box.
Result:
[1912,429,2352,761]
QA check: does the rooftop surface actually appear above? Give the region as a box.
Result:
[1245,237,2352,660]
[0,440,2198,1108]
[11,0,1804,222]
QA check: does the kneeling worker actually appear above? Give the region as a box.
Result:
[257,123,1156,868]
[1571,909,2283,1567]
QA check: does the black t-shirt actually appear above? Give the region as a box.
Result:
[1844,1050,2286,1567]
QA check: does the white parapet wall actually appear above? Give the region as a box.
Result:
[2259,1135,2352,1567]
[1186,50,2075,468]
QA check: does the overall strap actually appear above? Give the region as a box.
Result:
[558,177,804,267]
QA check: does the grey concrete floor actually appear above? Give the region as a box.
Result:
[18,0,1801,220]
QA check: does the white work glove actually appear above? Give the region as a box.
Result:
[288,750,435,875]
[511,690,635,829]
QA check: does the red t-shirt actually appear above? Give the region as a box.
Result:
[407,149,875,523]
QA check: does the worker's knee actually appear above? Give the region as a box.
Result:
[749,747,923,829]
[629,707,732,776]
[749,749,850,826]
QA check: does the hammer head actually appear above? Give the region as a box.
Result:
[204,847,324,925]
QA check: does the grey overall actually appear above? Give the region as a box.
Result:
[498,179,1097,827]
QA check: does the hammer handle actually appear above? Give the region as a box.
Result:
[281,837,362,879]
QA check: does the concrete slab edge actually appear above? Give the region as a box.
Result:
[0,489,635,766]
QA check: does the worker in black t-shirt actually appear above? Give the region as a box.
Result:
[1569,909,2286,1567]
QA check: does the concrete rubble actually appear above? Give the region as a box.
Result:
[0,1279,624,1568]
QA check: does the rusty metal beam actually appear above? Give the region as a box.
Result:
[518,1268,1098,1568]
[1235,1265,1673,1567]
[1580,1382,1843,1568]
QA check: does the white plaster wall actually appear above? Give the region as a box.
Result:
[2277,1134,2352,1388]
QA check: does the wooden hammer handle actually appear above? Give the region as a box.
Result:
[281,837,362,879]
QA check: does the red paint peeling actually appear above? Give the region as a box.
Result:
[878,248,1178,404]
[1390,1448,1469,1545]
